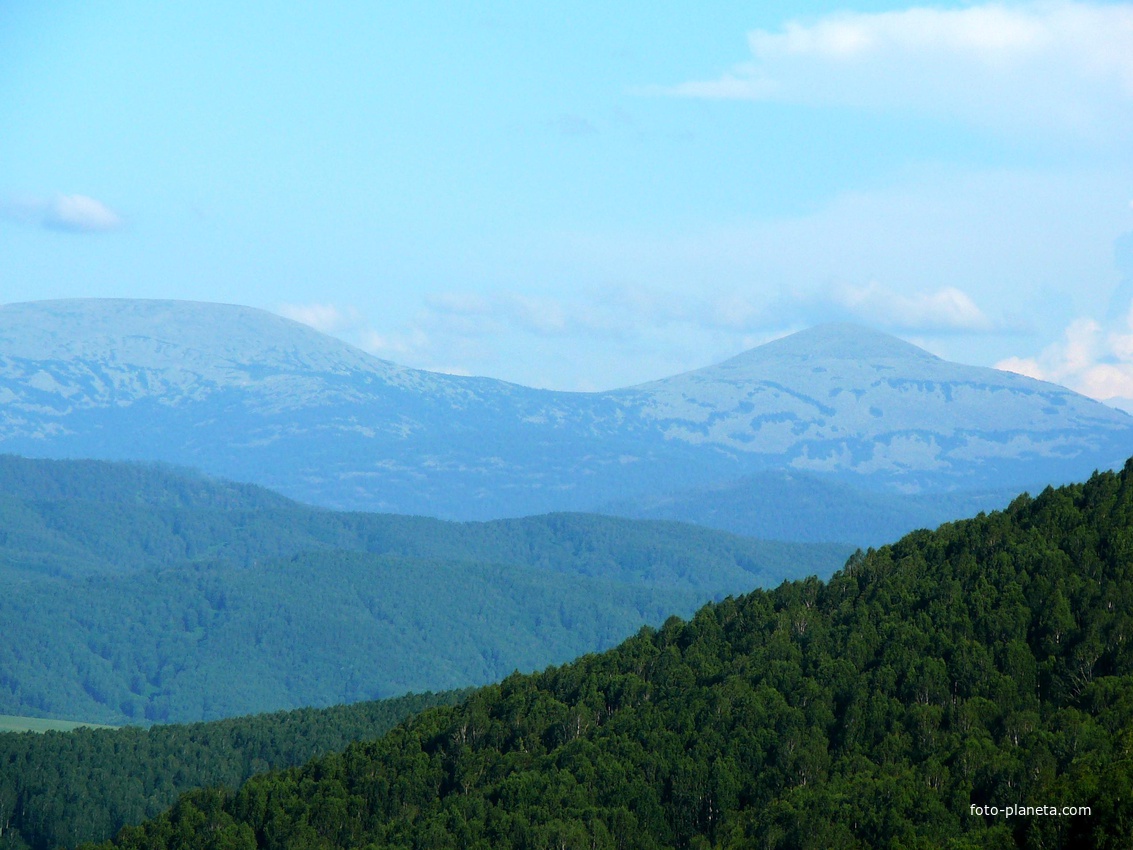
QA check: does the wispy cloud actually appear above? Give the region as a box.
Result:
[359,326,436,361]
[43,195,123,232]
[351,281,1000,390]
[831,282,994,332]
[266,282,1001,391]
[657,1,1133,140]
[276,302,363,335]
[1,194,124,233]
[273,301,481,376]
[393,278,995,361]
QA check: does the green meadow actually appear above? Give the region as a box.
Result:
[0,714,116,734]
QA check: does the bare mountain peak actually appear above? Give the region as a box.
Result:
[0,297,405,378]
[729,323,939,365]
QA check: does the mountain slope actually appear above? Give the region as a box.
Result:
[2,550,700,724]
[1,300,1129,539]
[84,462,1133,849]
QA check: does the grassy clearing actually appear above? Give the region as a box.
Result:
[0,714,117,733]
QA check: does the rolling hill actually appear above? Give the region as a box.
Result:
[0,456,848,725]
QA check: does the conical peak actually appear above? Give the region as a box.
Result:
[727,323,939,365]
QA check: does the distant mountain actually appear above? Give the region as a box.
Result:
[0,456,847,724]
[618,323,1130,490]
[1,299,1129,541]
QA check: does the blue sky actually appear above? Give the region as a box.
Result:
[3,1,1133,399]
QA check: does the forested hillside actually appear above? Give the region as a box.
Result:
[0,456,848,724]
[0,455,847,582]
[2,551,698,724]
[0,689,467,850]
[85,462,1133,848]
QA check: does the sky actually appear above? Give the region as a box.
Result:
[2,1,1133,401]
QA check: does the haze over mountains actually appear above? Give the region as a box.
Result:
[2,298,1130,543]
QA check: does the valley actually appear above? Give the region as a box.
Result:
[25,461,1133,849]
[1,300,1131,848]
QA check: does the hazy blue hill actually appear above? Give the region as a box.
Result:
[0,455,310,578]
[0,457,849,725]
[603,467,1027,546]
[1,300,1129,543]
[0,455,294,509]
[0,455,847,582]
[80,462,1133,849]
[618,321,1131,492]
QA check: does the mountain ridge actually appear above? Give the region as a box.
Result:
[1,299,1129,538]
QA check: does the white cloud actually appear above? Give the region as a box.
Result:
[43,194,123,232]
[276,302,362,334]
[661,1,1133,139]
[271,304,476,377]
[554,165,1129,349]
[833,282,994,332]
[401,277,993,375]
[996,313,1133,403]
[2,193,124,233]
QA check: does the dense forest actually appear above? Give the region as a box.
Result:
[79,461,1133,848]
[0,456,848,724]
[0,689,467,850]
[2,551,699,723]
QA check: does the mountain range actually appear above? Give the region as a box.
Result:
[2,298,1131,543]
